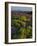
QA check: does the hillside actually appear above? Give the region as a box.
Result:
[11,11,32,39]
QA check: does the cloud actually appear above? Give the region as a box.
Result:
[11,6,32,11]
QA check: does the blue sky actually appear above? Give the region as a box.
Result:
[11,6,32,11]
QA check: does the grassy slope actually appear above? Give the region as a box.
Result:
[11,11,32,39]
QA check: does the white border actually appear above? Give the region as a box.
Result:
[8,3,35,43]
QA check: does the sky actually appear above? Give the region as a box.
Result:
[11,6,32,11]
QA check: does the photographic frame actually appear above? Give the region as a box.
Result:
[5,2,36,44]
